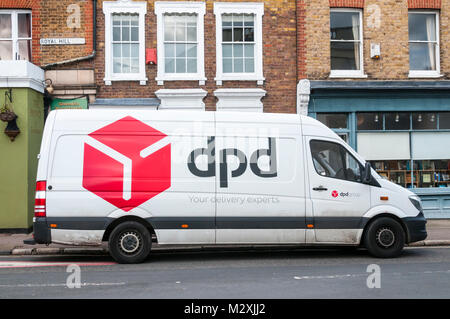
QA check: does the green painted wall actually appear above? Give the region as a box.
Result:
[0,88,43,231]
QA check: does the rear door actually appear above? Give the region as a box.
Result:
[305,137,371,243]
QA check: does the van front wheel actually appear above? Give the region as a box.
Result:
[108,221,152,264]
[364,217,405,258]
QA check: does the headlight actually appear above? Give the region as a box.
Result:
[409,195,423,212]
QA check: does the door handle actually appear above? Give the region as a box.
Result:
[313,186,328,191]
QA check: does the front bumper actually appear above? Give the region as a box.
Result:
[403,212,427,243]
[33,217,52,245]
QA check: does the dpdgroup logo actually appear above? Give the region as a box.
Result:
[82,116,171,212]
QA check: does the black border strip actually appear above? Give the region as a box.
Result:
[46,217,369,230]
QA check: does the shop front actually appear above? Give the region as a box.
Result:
[308,81,450,219]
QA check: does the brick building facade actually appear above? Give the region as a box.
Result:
[1,0,450,218]
[20,0,299,113]
[300,0,450,218]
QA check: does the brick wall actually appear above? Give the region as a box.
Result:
[329,0,364,8]
[408,0,441,9]
[40,0,95,67]
[305,0,450,80]
[297,0,306,79]
[41,0,298,113]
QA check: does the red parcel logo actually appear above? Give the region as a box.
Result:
[82,116,171,211]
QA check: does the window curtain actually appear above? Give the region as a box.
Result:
[426,15,436,71]
[25,14,31,61]
[352,14,360,70]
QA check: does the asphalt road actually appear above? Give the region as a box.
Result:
[0,246,449,299]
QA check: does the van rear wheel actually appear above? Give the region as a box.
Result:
[108,221,152,264]
[364,217,405,258]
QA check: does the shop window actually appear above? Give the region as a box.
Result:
[330,9,365,78]
[412,113,437,130]
[416,160,450,188]
[439,112,450,129]
[357,113,383,130]
[317,113,348,129]
[408,11,440,78]
[0,10,31,61]
[371,160,450,188]
[385,113,410,130]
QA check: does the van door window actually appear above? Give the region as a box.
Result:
[310,140,363,183]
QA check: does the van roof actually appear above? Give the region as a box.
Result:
[52,109,299,123]
[50,109,339,140]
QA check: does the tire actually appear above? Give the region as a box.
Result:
[364,217,405,258]
[108,221,152,264]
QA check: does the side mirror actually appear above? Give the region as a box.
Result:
[363,162,372,184]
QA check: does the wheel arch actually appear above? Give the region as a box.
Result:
[102,215,157,243]
[361,213,410,245]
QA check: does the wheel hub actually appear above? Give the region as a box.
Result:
[376,227,395,248]
[119,231,141,254]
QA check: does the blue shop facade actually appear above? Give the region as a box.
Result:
[307,81,450,219]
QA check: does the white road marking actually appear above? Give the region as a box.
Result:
[0,282,125,288]
[294,274,365,280]
[0,261,116,268]
[293,269,450,280]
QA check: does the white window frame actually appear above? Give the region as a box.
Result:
[103,0,147,86]
[329,8,367,79]
[214,2,265,86]
[155,1,206,86]
[0,10,32,61]
[408,11,441,78]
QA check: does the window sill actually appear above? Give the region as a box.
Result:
[408,71,443,79]
[104,76,148,86]
[214,75,265,86]
[329,72,368,79]
[155,76,207,86]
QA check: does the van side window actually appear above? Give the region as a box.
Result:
[310,140,363,183]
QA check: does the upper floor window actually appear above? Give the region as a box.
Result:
[163,14,198,74]
[408,11,440,78]
[214,2,265,86]
[329,9,365,78]
[155,2,206,85]
[112,14,139,74]
[222,13,255,74]
[103,0,147,85]
[0,10,31,61]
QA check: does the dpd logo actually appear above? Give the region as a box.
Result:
[331,190,339,198]
[82,116,171,211]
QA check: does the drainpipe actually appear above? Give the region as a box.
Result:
[42,0,97,69]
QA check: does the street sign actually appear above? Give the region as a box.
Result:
[40,38,86,45]
[50,97,88,111]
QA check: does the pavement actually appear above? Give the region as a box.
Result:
[0,219,449,256]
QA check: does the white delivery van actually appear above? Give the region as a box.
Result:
[30,110,426,263]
